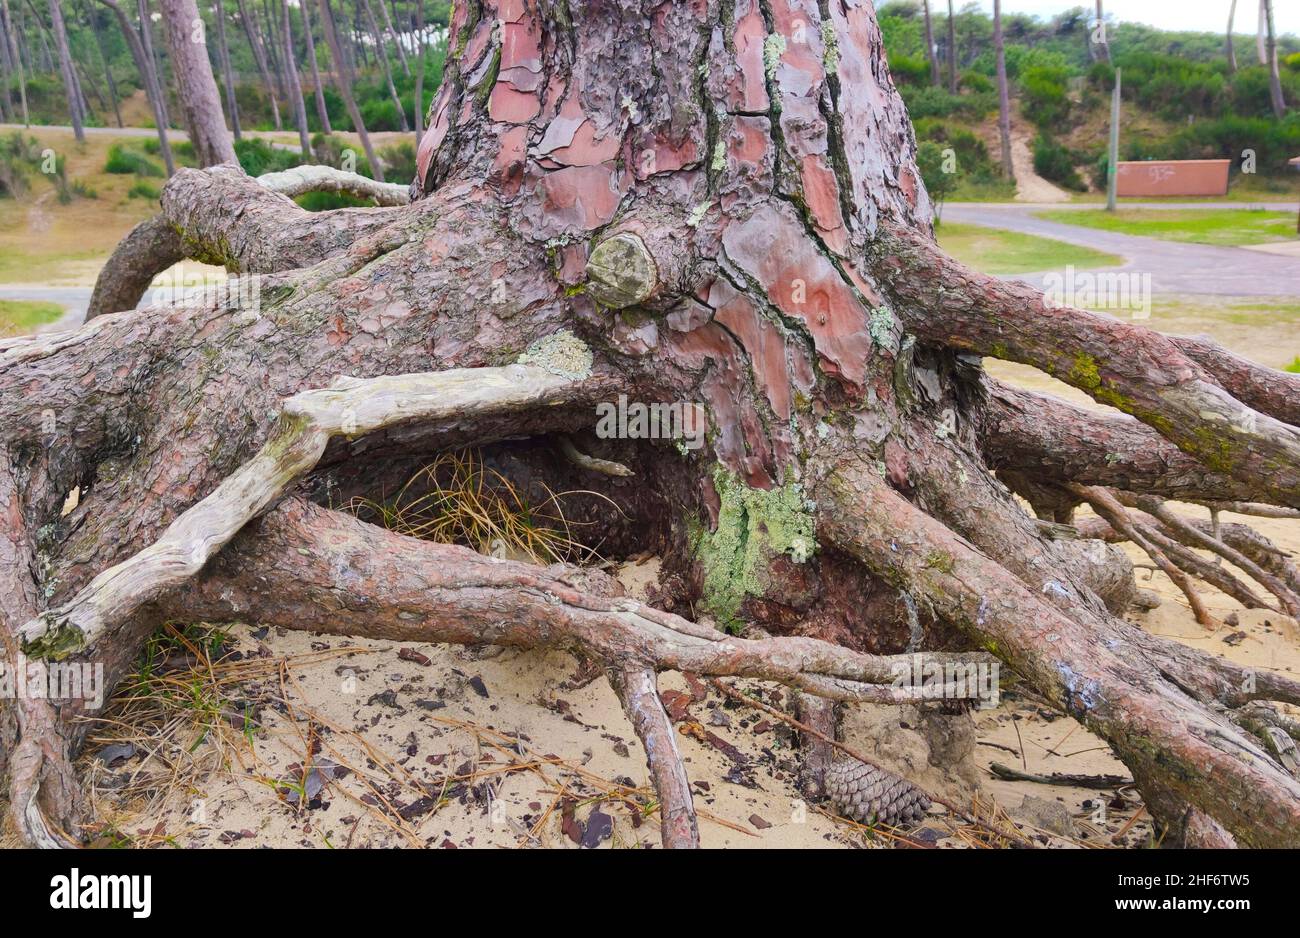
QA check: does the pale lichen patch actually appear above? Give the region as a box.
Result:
[516,331,594,380]
[693,468,819,633]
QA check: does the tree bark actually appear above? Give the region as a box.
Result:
[6,0,1300,852]
[157,0,235,166]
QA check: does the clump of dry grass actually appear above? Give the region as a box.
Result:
[346,448,614,565]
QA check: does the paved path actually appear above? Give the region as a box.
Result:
[943,202,1300,297]
[0,286,89,332]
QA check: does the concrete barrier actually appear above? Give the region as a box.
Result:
[1115,159,1231,197]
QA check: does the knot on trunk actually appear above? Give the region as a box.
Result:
[584,233,658,309]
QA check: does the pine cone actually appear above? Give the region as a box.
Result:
[824,758,932,827]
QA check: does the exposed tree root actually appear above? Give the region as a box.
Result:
[609,666,699,848]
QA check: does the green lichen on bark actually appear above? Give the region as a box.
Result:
[821,22,840,73]
[763,34,786,80]
[692,468,818,633]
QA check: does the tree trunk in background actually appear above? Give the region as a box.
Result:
[98,0,172,172]
[994,0,1013,181]
[157,0,235,166]
[235,0,280,129]
[945,0,956,93]
[921,0,939,87]
[280,0,311,158]
[298,0,329,134]
[411,0,423,142]
[1256,0,1267,65]
[1226,0,1238,73]
[81,0,122,127]
[0,13,12,121]
[1,0,28,124]
[1092,0,1110,65]
[213,0,241,140]
[318,0,381,180]
[47,0,83,140]
[361,0,407,132]
[379,0,407,76]
[138,0,173,133]
[1263,0,1285,118]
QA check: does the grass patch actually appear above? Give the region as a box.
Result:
[1035,208,1298,246]
[1286,357,1300,374]
[936,221,1123,274]
[346,448,611,565]
[104,142,163,177]
[127,180,160,200]
[0,298,64,336]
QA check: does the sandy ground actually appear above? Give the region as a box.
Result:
[1010,124,1072,204]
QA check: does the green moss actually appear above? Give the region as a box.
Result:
[22,617,86,662]
[1068,351,1101,390]
[924,550,956,575]
[693,468,818,633]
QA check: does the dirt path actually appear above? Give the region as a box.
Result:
[1010,125,1071,204]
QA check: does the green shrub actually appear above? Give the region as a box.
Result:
[1019,65,1070,128]
[1286,357,1300,374]
[889,53,931,87]
[104,143,163,177]
[233,138,302,177]
[127,180,160,200]
[378,141,416,182]
[1032,134,1086,191]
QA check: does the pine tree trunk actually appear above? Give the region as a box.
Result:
[279,0,311,158]
[318,0,382,180]
[945,0,956,92]
[994,0,1013,181]
[213,0,241,140]
[1263,0,1286,118]
[157,0,234,166]
[47,0,83,140]
[1226,0,1238,73]
[235,0,280,129]
[298,0,329,134]
[921,0,939,87]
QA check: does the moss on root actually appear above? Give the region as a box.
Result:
[692,468,818,633]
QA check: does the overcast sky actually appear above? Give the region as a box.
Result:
[957,1,1299,36]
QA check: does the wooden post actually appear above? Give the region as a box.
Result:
[1107,67,1121,213]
